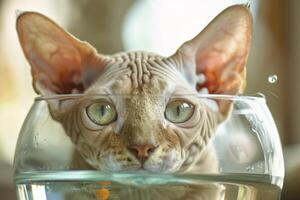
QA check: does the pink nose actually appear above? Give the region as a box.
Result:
[129,144,157,161]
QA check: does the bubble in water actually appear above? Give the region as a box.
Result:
[246,165,255,172]
[268,75,278,84]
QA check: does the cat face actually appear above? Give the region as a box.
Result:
[57,52,222,172]
[16,5,252,173]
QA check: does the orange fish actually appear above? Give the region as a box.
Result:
[95,188,110,200]
[95,181,111,200]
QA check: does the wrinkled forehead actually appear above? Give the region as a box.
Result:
[86,51,192,96]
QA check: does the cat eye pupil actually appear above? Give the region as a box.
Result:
[86,102,117,126]
[165,100,194,123]
[176,105,180,116]
[100,105,106,116]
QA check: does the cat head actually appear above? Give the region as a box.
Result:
[17,5,252,173]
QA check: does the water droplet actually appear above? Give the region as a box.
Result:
[267,150,274,154]
[268,75,278,84]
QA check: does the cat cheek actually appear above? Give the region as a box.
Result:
[106,155,123,171]
[112,118,124,134]
[170,149,185,171]
[165,149,180,165]
[85,158,102,170]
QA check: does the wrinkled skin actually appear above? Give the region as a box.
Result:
[57,51,222,174]
[17,5,252,199]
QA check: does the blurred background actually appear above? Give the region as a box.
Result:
[0,0,297,199]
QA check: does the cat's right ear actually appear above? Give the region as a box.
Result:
[17,12,109,96]
[168,5,252,119]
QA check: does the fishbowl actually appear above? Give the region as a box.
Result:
[13,94,284,200]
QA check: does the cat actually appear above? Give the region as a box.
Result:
[16,4,252,199]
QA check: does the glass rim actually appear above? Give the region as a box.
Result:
[34,93,266,102]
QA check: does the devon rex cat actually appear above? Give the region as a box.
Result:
[17,4,252,199]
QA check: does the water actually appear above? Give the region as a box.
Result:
[15,171,281,200]
[268,75,278,84]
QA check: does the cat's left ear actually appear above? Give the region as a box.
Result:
[168,5,252,117]
[17,12,110,120]
[17,12,109,95]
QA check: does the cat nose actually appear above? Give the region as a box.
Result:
[129,144,157,161]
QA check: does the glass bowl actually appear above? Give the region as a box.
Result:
[13,94,284,200]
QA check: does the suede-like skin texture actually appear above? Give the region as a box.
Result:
[17,5,252,199]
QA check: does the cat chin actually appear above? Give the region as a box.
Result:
[96,164,181,173]
[143,160,183,173]
[85,159,182,173]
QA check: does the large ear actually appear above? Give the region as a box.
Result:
[17,12,110,95]
[168,5,252,117]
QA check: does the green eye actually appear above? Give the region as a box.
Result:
[86,102,117,126]
[165,100,195,123]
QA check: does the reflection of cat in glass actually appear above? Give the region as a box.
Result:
[17,5,252,199]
